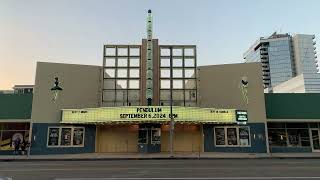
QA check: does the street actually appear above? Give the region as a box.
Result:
[1,159,320,180]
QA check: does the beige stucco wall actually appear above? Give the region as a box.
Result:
[31,62,102,123]
[198,62,266,123]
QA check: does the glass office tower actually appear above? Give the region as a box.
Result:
[244,32,318,90]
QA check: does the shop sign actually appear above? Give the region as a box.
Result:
[235,110,248,122]
[61,106,242,124]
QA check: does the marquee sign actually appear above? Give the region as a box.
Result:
[61,106,247,124]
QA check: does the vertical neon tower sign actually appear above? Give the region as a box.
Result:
[146,10,153,106]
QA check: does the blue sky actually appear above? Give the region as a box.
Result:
[1,0,320,89]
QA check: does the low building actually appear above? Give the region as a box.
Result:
[265,93,320,152]
[0,93,33,154]
[13,85,34,94]
[270,73,320,93]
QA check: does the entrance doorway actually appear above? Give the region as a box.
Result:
[310,128,320,152]
[137,124,161,153]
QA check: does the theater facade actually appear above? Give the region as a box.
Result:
[28,45,268,154]
[21,10,267,155]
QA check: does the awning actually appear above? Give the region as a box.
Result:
[61,106,247,124]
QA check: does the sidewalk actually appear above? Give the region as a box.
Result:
[2,152,320,161]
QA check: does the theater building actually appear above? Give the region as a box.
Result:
[11,10,267,155]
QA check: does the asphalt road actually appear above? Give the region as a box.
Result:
[1,159,320,180]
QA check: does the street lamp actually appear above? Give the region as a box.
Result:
[51,77,63,102]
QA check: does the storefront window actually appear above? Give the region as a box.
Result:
[268,123,311,147]
[287,129,310,147]
[215,126,250,147]
[268,129,287,146]
[151,129,161,144]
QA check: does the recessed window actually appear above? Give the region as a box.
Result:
[130,58,140,67]
[116,80,127,89]
[160,48,170,56]
[173,80,183,89]
[105,48,116,56]
[128,90,140,101]
[185,90,197,101]
[103,90,115,101]
[129,69,139,78]
[129,80,139,89]
[173,58,183,67]
[117,58,128,67]
[161,69,170,78]
[104,69,115,78]
[117,69,127,78]
[185,69,195,78]
[116,90,127,101]
[172,90,184,100]
[130,48,140,56]
[185,58,195,67]
[105,58,116,67]
[172,48,183,56]
[173,69,183,78]
[161,80,170,89]
[160,90,171,100]
[117,47,128,56]
[103,79,115,89]
[184,48,194,56]
[161,58,170,67]
[185,79,196,89]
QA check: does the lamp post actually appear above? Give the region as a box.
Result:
[169,47,174,158]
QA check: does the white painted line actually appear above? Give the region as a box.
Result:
[54,177,320,180]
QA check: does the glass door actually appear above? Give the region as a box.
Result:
[310,129,320,152]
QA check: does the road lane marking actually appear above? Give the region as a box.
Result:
[1,166,320,172]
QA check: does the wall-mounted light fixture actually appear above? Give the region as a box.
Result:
[50,77,63,102]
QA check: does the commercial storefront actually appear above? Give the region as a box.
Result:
[0,94,32,155]
[265,93,320,153]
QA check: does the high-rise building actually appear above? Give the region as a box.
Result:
[244,32,318,91]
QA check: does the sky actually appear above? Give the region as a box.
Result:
[1,0,320,89]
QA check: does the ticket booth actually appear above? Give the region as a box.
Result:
[138,124,161,153]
